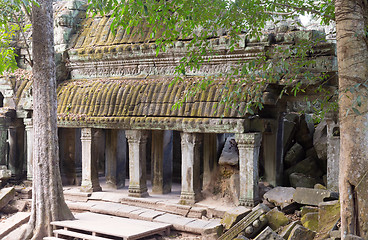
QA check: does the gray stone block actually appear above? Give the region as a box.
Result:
[221,206,251,230]
[263,187,295,209]
[254,226,283,240]
[288,225,316,240]
[293,187,336,206]
[0,187,15,210]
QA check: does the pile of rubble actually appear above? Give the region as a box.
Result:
[218,186,344,240]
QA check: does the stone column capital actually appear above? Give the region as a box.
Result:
[24,118,33,129]
[125,130,148,144]
[235,132,262,148]
[81,128,93,140]
[180,132,203,146]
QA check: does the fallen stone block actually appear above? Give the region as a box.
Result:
[329,230,341,239]
[285,156,323,179]
[265,208,289,231]
[344,234,363,240]
[300,206,318,217]
[301,212,318,232]
[1,200,27,214]
[289,173,319,188]
[218,204,270,240]
[284,143,305,168]
[0,212,30,239]
[280,220,301,239]
[293,187,337,206]
[316,200,340,240]
[187,206,207,218]
[219,137,239,166]
[254,226,283,240]
[263,187,295,209]
[288,225,316,240]
[14,187,32,199]
[221,206,251,230]
[0,187,15,210]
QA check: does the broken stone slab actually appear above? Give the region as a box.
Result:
[288,224,316,240]
[0,199,27,214]
[254,226,283,240]
[344,234,363,240]
[0,187,15,210]
[300,206,318,217]
[289,172,319,188]
[221,206,251,230]
[0,212,30,239]
[0,166,11,180]
[265,208,289,231]
[187,206,207,218]
[301,212,318,232]
[14,187,32,199]
[218,204,270,240]
[329,230,341,239]
[280,220,301,239]
[293,187,338,206]
[219,137,239,166]
[284,143,305,168]
[316,200,340,240]
[263,187,295,209]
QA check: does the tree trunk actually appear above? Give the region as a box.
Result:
[22,0,74,239]
[335,0,368,238]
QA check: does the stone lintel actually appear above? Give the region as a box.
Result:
[57,118,249,134]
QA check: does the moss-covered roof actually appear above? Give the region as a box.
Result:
[57,78,247,122]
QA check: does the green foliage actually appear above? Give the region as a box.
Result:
[88,0,336,116]
[0,0,35,75]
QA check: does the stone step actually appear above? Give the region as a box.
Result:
[54,229,114,240]
[43,237,65,240]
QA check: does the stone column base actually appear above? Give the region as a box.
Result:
[239,197,260,207]
[179,191,201,205]
[80,181,102,193]
[128,185,149,198]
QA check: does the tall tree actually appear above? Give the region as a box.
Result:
[335,0,368,238]
[20,0,74,238]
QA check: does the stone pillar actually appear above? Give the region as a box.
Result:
[262,117,284,186]
[105,129,126,189]
[80,128,101,192]
[126,130,148,197]
[8,126,17,177]
[179,132,203,205]
[0,118,8,166]
[75,128,82,185]
[151,130,173,194]
[203,133,217,189]
[59,128,77,185]
[326,114,340,192]
[24,119,33,181]
[235,132,262,207]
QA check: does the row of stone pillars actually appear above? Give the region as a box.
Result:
[78,128,262,206]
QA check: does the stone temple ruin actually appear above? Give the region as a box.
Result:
[0,0,340,210]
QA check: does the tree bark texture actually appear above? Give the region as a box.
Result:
[335,0,368,238]
[23,0,74,239]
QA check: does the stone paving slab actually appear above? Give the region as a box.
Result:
[137,209,165,221]
[0,187,15,210]
[153,213,196,232]
[0,212,30,239]
[51,212,172,240]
